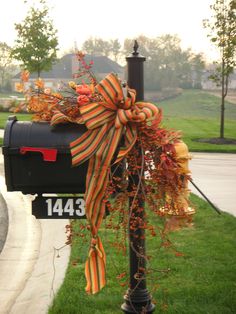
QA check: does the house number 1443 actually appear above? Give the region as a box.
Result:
[46,198,85,217]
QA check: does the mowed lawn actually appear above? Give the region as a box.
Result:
[156,89,236,152]
[48,194,236,314]
[0,112,32,129]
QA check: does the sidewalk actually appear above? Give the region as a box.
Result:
[0,170,70,314]
[0,129,70,314]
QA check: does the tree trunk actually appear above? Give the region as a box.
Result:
[1,70,5,89]
[220,59,225,139]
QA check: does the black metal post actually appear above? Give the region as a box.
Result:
[121,41,155,314]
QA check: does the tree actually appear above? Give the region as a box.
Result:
[0,42,13,90]
[188,53,205,89]
[110,39,121,62]
[82,37,122,61]
[203,0,236,139]
[11,0,58,78]
[123,35,204,91]
[82,37,111,56]
[82,38,95,55]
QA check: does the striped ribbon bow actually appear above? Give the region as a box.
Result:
[66,73,160,294]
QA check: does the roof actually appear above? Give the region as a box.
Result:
[13,54,124,79]
[83,54,124,73]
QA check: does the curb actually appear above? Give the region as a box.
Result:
[0,192,8,254]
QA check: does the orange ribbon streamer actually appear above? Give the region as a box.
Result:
[54,73,160,294]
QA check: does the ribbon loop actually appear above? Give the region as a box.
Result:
[69,72,161,294]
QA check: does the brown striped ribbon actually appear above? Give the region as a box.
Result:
[64,73,160,294]
[50,110,83,125]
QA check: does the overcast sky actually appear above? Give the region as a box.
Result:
[0,0,219,61]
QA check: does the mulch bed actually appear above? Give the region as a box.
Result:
[195,137,236,145]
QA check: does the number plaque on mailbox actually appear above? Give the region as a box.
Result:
[32,196,86,219]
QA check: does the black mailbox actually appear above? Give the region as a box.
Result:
[2,116,88,194]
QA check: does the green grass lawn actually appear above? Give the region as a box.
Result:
[0,112,32,129]
[157,89,236,152]
[0,92,22,98]
[0,113,32,146]
[48,194,236,314]
[162,117,236,152]
[157,89,236,120]
[0,112,32,146]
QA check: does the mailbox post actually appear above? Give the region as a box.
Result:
[121,41,155,313]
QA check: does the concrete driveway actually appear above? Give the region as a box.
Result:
[189,152,236,217]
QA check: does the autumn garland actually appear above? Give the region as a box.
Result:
[16,52,192,294]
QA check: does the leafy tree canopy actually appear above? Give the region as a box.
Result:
[11,0,58,77]
[203,0,236,138]
[124,35,205,90]
[0,42,13,88]
[82,37,121,62]
[0,42,19,91]
[82,34,205,91]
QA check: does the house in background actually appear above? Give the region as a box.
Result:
[201,68,236,90]
[12,54,125,91]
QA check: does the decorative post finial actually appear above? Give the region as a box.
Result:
[133,40,139,55]
[126,40,146,101]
